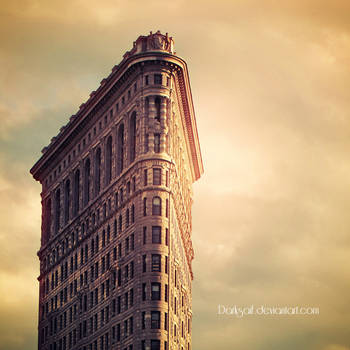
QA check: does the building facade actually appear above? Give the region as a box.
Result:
[30,31,203,350]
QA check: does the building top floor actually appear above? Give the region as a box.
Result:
[30,31,203,187]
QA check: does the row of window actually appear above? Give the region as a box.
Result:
[43,165,168,266]
[44,220,171,294]
[43,250,170,318]
[46,74,145,189]
[44,166,167,249]
[43,230,135,296]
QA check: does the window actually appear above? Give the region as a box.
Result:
[152,226,161,244]
[166,199,169,218]
[155,96,161,122]
[117,124,124,174]
[131,205,135,223]
[144,169,148,186]
[153,168,161,185]
[145,75,149,85]
[95,148,101,196]
[129,112,136,163]
[126,209,130,227]
[142,312,146,329]
[166,170,169,187]
[151,254,161,272]
[127,181,130,195]
[143,198,147,216]
[151,340,160,350]
[154,74,162,85]
[142,255,147,273]
[152,197,161,216]
[64,180,70,224]
[55,189,61,233]
[74,169,80,216]
[151,283,161,300]
[154,134,160,153]
[106,136,112,184]
[84,159,90,206]
[151,311,160,329]
[142,283,146,301]
[165,284,168,302]
[143,227,147,244]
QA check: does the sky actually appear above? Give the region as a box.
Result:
[1,0,350,349]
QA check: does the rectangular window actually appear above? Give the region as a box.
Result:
[144,169,148,186]
[154,134,160,153]
[130,261,134,279]
[117,296,121,314]
[151,282,161,300]
[117,324,120,341]
[145,76,149,85]
[154,74,162,85]
[165,284,168,302]
[143,198,147,216]
[127,181,130,195]
[165,229,169,246]
[152,226,161,244]
[153,168,161,185]
[142,312,146,329]
[151,340,160,350]
[130,288,134,306]
[165,256,168,274]
[142,255,147,273]
[151,254,161,272]
[143,227,147,244]
[142,283,146,301]
[151,311,160,329]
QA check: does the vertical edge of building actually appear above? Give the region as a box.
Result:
[30,31,203,350]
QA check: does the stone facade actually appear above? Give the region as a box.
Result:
[31,31,203,350]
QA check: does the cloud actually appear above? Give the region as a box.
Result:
[1,0,350,349]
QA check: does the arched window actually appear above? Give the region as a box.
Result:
[117,124,124,174]
[129,112,136,163]
[155,97,161,122]
[55,188,61,234]
[64,179,70,224]
[106,136,112,184]
[84,158,90,206]
[73,169,80,216]
[152,197,161,216]
[95,148,101,196]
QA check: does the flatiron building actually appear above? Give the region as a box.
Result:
[30,31,203,350]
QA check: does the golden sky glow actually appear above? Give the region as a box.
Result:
[1,1,350,349]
